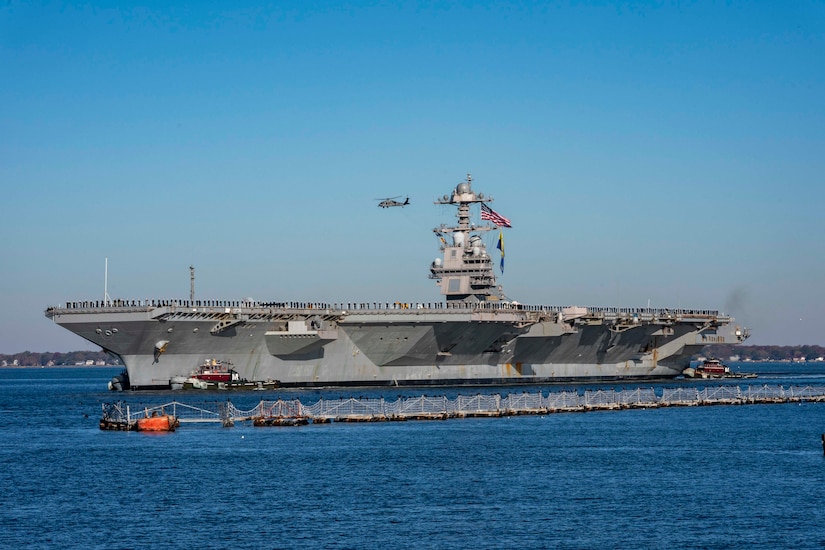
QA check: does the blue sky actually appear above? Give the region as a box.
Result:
[2,1,824,353]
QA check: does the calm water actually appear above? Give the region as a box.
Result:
[2,363,825,549]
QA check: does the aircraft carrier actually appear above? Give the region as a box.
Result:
[45,175,749,390]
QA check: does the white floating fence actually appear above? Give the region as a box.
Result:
[102,384,825,428]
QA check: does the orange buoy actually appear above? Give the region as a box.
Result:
[137,414,177,432]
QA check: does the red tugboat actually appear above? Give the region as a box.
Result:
[697,358,729,377]
[683,358,757,379]
[193,358,240,383]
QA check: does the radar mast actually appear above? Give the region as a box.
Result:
[430,174,504,302]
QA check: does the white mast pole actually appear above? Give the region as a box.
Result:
[104,258,111,306]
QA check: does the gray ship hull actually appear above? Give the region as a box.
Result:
[46,300,744,390]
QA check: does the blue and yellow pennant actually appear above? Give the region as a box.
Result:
[496,230,504,274]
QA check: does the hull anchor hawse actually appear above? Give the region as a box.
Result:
[45,175,749,390]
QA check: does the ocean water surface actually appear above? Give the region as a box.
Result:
[2,363,825,549]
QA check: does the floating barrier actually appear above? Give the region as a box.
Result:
[100,384,825,430]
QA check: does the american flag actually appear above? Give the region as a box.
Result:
[480,203,512,228]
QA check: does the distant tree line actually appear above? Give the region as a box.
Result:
[701,344,825,362]
[0,350,120,367]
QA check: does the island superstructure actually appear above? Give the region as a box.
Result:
[45,175,748,390]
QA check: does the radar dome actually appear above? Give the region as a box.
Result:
[456,182,471,194]
[433,258,442,267]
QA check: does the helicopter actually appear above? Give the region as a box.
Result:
[376,196,410,208]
